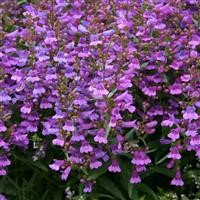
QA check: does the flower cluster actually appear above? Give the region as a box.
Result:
[0,0,199,192]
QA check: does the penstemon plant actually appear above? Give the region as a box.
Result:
[0,0,199,198]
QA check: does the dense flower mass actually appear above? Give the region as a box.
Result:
[0,0,199,193]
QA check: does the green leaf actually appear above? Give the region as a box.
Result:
[94,194,115,199]
[31,161,48,172]
[125,129,137,140]
[41,190,49,200]
[128,184,139,200]
[17,0,27,5]
[155,155,167,165]
[141,62,149,68]
[88,163,109,180]
[107,88,117,98]
[53,191,62,200]
[136,183,158,200]
[0,176,18,195]
[98,177,126,200]
[139,196,146,200]
[152,167,174,178]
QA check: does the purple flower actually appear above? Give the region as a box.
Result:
[0,156,11,167]
[90,34,102,46]
[117,76,132,90]
[170,61,183,70]
[166,160,175,169]
[20,104,32,114]
[160,138,172,145]
[190,136,200,146]
[185,123,198,136]
[181,74,190,82]
[0,92,11,102]
[147,106,163,116]
[94,129,107,144]
[142,86,157,97]
[189,35,200,48]
[183,106,199,120]
[0,122,7,132]
[171,170,184,186]
[135,165,146,172]
[80,142,93,153]
[49,159,65,171]
[53,110,66,119]
[102,29,115,36]
[78,24,89,33]
[63,121,75,132]
[121,120,138,129]
[89,159,102,169]
[0,140,9,150]
[40,100,52,109]
[167,146,181,160]
[168,127,180,141]
[83,181,92,193]
[71,133,84,142]
[169,83,182,95]
[11,70,23,82]
[33,86,46,96]
[108,160,121,173]
[144,120,157,134]
[89,83,109,98]
[52,138,64,147]
[61,166,71,181]
[131,150,151,166]
[130,170,141,184]
[0,194,7,200]
[0,169,6,176]
[161,115,176,127]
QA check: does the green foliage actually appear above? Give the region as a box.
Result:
[17,0,27,5]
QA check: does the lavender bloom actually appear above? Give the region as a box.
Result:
[0,156,11,167]
[169,83,182,95]
[83,182,93,193]
[89,159,102,169]
[52,138,64,147]
[131,150,151,166]
[80,142,93,153]
[190,136,200,146]
[49,159,65,171]
[0,169,6,176]
[61,166,71,181]
[136,165,147,172]
[94,129,107,144]
[71,133,84,142]
[167,146,181,160]
[89,83,109,98]
[160,138,173,145]
[183,106,199,120]
[168,127,180,141]
[0,92,11,102]
[166,160,175,169]
[130,170,141,184]
[63,121,75,132]
[171,170,184,186]
[0,194,7,200]
[20,104,32,114]
[0,122,7,132]
[108,160,121,173]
